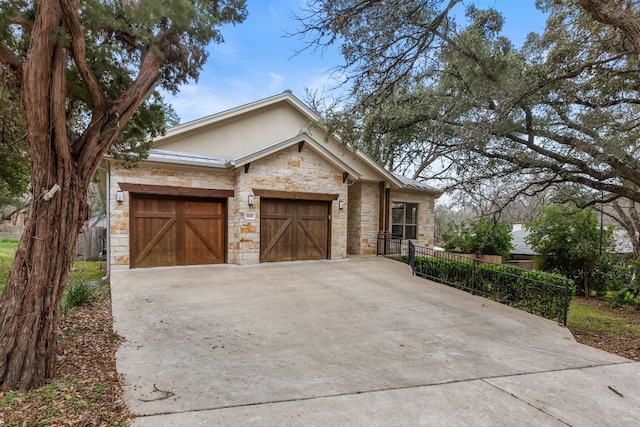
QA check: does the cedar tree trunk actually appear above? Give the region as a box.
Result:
[0,0,162,390]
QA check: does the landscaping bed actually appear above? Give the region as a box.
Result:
[568,297,640,362]
[0,260,132,426]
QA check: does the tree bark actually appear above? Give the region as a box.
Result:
[0,0,162,391]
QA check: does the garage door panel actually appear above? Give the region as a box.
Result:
[130,196,226,268]
[133,217,178,267]
[260,199,329,262]
[295,219,327,260]
[261,218,294,261]
[184,217,224,264]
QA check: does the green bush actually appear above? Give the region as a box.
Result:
[410,255,573,323]
[608,259,640,307]
[60,279,102,315]
[525,205,613,297]
[442,218,513,259]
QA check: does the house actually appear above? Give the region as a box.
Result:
[509,224,536,270]
[99,91,441,270]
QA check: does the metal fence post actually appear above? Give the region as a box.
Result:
[471,258,477,295]
[409,240,415,275]
[563,278,569,326]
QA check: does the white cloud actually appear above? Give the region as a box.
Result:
[268,72,285,92]
[162,81,255,124]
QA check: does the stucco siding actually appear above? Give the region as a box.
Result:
[155,105,309,158]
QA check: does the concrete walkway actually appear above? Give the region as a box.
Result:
[111,257,640,426]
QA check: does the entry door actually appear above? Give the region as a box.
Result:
[260,199,330,262]
[130,196,225,268]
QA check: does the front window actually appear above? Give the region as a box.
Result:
[392,202,418,239]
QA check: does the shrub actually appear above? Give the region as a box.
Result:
[442,218,513,259]
[61,279,102,315]
[525,204,613,297]
[410,255,573,323]
[608,259,640,307]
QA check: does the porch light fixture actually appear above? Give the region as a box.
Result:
[248,194,255,206]
[338,200,344,210]
[116,190,124,203]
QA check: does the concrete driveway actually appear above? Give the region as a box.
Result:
[111,257,640,426]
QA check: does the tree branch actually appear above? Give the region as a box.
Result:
[0,44,22,82]
[578,0,640,52]
[58,0,105,115]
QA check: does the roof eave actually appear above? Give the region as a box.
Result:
[234,132,362,179]
[154,91,322,147]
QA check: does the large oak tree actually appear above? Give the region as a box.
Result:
[299,0,640,251]
[0,0,246,391]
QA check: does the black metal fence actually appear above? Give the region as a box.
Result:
[377,234,573,325]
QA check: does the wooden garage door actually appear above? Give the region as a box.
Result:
[130,196,225,268]
[260,199,330,262]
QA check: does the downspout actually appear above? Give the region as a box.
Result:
[97,164,110,279]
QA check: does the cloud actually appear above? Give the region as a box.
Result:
[162,81,256,124]
[268,72,285,92]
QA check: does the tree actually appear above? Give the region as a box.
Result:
[298,1,640,205]
[442,218,513,259]
[525,204,612,296]
[0,80,29,205]
[608,198,640,258]
[0,0,247,391]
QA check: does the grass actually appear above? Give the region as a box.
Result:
[69,260,105,283]
[0,238,19,293]
[0,239,104,298]
[568,300,640,336]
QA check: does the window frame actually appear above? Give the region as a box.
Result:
[391,202,418,240]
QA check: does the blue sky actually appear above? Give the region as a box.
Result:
[164,0,548,124]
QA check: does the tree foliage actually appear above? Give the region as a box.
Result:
[525,204,612,296]
[0,78,28,204]
[442,218,513,258]
[299,0,640,208]
[0,0,247,391]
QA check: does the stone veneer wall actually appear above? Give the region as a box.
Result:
[109,163,235,267]
[109,144,348,268]
[347,182,380,255]
[388,190,436,246]
[234,144,348,265]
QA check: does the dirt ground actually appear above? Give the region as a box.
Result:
[568,297,640,362]
[0,289,133,426]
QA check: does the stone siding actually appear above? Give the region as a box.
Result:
[109,163,234,267]
[234,145,348,264]
[109,145,348,268]
[347,182,380,255]
[388,190,436,246]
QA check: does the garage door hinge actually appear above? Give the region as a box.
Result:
[328,214,331,220]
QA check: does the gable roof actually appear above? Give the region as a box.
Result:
[511,228,536,256]
[155,90,318,144]
[233,132,362,179]
[151,91,441,194]
[392,173,442,195]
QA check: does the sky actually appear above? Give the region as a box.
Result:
[164,0,549,124]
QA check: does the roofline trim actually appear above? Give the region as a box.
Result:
[234,132,362,179]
